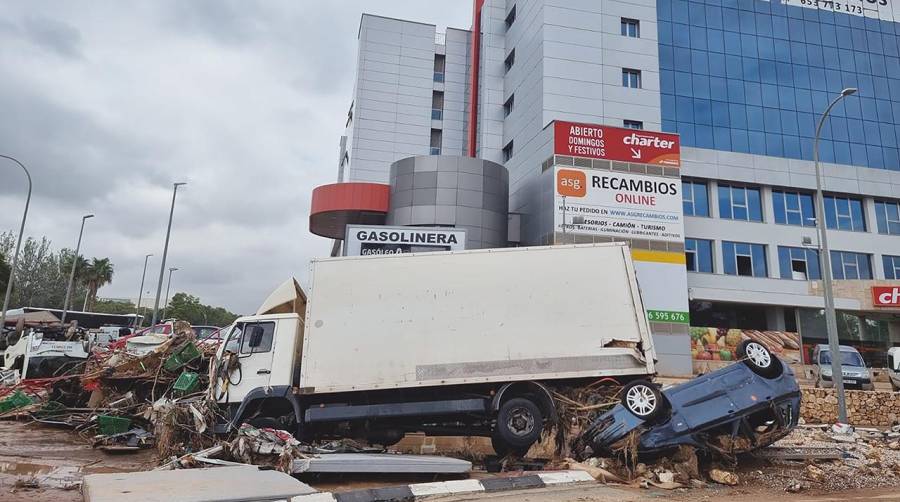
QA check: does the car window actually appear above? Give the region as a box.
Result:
[224,324,244,353]
[820,351,865,367]
[240,322,275,354]
[194,327,217,338]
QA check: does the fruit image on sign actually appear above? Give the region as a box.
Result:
[689,327,802,364]
[554,121,681,167]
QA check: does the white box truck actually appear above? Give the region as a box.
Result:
[212,243,657,455]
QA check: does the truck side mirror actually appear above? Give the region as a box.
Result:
[248,326,265,348]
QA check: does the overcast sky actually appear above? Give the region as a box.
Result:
[0,1,472,315]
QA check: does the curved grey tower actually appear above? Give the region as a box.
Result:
[387,156,509,249]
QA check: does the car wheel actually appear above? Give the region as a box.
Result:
[737,340,783,378]
[494,397,543,457]
[621,380,665,421]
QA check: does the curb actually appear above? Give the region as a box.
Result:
[291,470,595,501]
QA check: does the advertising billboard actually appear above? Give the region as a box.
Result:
[554,167,684,243]
[344,225,467,256]
[872,286,900,307]
[554,121,681,167]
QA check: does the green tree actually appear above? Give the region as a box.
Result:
[82,257,114,311]
[166,292,239,327]
[0,252,9,296]
[93,298,137,315]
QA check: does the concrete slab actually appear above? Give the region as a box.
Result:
[83,466,316,502]
[292,453,471,474]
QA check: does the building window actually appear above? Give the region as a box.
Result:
[723,241,767,277]
[831,251,872,280]
[431,91,444,121]
[622,68,641,88]
[504,49,515,73]
[824,196,865,232]
[433,54,445,83]
[502,140,514,162]
[430,129,442,156]
[505,5,516,29]
[718,184,762,222]
[685,238,713,273]
[682,180,709,217]
[777,247,820,280]
[772,190,816,227]
[503,94,514,117]
[623,120,643,130]
[621,18,640,38]
[884,256,900,280]
[875,201,900,235]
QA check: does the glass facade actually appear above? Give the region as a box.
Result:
[778,246,821,279]
[723,241,768,276]
[772,189,816,226]
[875,200,900,234]
[718,184,762,220]
[686,238,714,272]
[824,195,866,230]
[831,250,873,279]
[682,180,710,216]
[658,0,900,171]
[884,254,900,279]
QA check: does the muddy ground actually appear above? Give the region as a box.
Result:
[4,419,900,502]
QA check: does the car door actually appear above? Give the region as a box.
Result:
[223,321,277,404]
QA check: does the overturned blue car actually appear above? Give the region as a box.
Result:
[575,340,801,459]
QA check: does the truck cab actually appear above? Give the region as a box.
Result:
[214,313,305,431]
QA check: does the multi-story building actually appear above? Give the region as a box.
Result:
[311,0,900,375]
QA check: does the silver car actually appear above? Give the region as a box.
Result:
[813,344,874,391]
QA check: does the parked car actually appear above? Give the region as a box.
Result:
[813,344,874,391]
[107,322,173,351]
[193,325,222,345]
[575,340,800,460]
[888,347,900,391]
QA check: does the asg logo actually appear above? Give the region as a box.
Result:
[557,169,586,197]
[873,286,900,307]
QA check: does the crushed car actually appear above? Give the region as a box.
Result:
[575,340,800,460]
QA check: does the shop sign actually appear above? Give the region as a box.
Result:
[344,225,467,256]
[872,286,900,307]
[554,167,684,243]
[553,121,681,167]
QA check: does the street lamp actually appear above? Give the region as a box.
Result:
[0,155,32,332]
[150,182,186,326]
[135,254,153,328]
[813,87,857,424]
[61,214,94,323]
[161,267,178,320]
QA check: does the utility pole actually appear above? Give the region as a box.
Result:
[161,267,178,320]
[0,155,32,331]
[151,182,186,327]
[813,87,857,424]
[61,214,94,323]
[135,254,152,328]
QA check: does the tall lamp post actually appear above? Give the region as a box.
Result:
[0,155,32,331]
[61,214,94,323]
[135,254,153,328]
[150,182,186,327]
[813,87,857,424]
[161,267,178,320]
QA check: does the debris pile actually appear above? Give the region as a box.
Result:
[550,379,621,457]
[0,320,219,459]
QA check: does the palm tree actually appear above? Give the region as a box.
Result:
[81,258,114,311]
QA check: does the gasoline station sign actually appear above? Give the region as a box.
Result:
[553,121,681,167]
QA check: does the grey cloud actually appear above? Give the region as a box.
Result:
[22,16,83,59]
[0,1,470,313]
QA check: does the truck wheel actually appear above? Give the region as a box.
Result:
[248,417,281,430]
[737,340,783,378]
[621,380,665,421]
[495,397,543,457]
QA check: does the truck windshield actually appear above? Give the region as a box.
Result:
[223,325,243,353]
[820,351,865,367]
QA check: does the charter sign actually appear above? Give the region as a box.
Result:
[554,121,681,167]
[555,167,684,243]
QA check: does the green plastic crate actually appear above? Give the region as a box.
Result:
[0,391,32,413]
[173,371,200,395]
[163,342,202,372]
[98,415,131,436]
